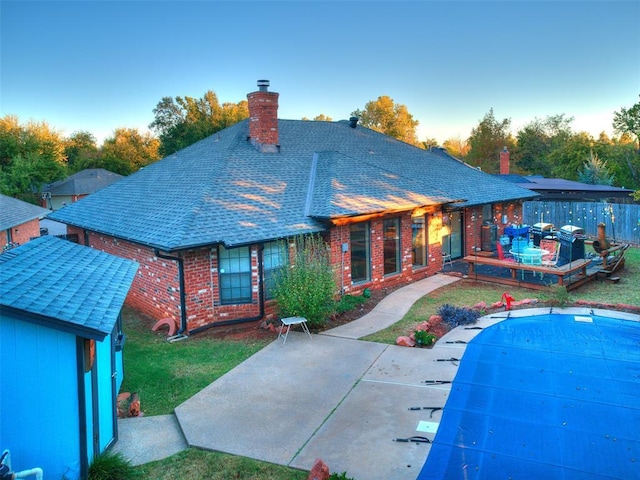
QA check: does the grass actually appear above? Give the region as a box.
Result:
[120,310,270,416]
[133,449,307,480]
[363,246,640,344]
[121,246,639,478]
[361,282,538,343]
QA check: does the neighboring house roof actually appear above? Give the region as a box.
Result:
[0,194,50,231]
[498,174,634,199]
[43,168,123,196]
[0,236,139,340]
[50,120,538,251]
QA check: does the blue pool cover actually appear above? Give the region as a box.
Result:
[417,313,639,480]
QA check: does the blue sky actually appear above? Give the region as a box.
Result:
[2,1,639,145]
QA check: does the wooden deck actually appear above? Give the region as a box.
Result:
[463,255,596,291]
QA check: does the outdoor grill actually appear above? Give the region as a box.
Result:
[557,225,586,262]
[531,222,555,246]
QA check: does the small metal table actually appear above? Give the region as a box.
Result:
[278,317,312,344]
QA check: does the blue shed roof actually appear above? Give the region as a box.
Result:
[0,236,138,340]
[50,119,538,250]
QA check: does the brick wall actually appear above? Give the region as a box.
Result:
[67,205,470,330]
[330,211,442,297]
[463,202,525,256]
[68,226,267,332]
[247,89,279,146]
[4,219,41,246]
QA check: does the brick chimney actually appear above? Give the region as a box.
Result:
[247,79,279,153]
[499,146,510,175]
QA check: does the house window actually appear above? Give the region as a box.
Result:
[263,241,287,300]
[483,203,493,223]
[350,222,370,283]
[383,217,401,276]
[218,245,252,304]
[412,215,427,267]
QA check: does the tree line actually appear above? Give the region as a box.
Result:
[1,91,638,203]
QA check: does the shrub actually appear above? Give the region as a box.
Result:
[329,472,355,480]
[414,330,437,346]
[540,284,571,307]
[335,293,368,314]
[437,304,480,329]
[272,234,337,329]
[88,451,137,480]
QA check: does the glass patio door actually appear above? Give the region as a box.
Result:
[442,210,463,259]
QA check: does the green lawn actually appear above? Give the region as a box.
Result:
[122,246,639,479]
[364,246,639,344]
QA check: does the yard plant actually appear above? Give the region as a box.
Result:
[123,246,639,478]
[364,246,639,344]
[271,234,337,329]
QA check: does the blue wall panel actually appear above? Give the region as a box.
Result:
[97,332,115,452]
[1,316,81,479]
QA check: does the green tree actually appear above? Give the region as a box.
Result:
[613,95,640,149]
[0,115,67,200]
[65,130,99,172]
[272,235,337,329]
[100,128,160,175]
[594,136,640,190]
[547,131,594,180]
[149,90,249,156]
[466,108,515,173]
[0,152,66,200]
[442,136,470,158]
[578,151,614,185]
[352,96,419,146]
[421,138,440,150]
[302,114,333,121]
[513,114,573,175]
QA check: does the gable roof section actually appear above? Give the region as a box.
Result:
[50,120,537,250]
[43,168,123,196]
[0,194,50,231]
[0,236,138,340]
[307,151,458,219]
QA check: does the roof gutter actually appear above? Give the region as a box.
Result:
[154,249,188,338]
[188,244,266,336]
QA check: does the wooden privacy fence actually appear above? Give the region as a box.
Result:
[523,201,640,246]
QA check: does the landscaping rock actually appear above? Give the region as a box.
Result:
[426,315,450,338]
[307,458,330,480]
[396,336,416,347]
[415,320,431,331]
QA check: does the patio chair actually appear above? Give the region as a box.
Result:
[442,252,453,269]
[540,239,557,258]
[496,243,516,262]
[541,241,561,267]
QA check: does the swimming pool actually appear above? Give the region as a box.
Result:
[417,311,640,480]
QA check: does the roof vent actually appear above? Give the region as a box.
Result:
[257,79,270,92]
[349,116,358,128]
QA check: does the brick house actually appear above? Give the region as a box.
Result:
[0,194,50,250]
[50,80,537,335]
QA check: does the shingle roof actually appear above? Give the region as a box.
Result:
[503,175,634,194]
[0,236,139,340]
[50,120,537,250]
[0,194,50,231]
[42,168,123,196]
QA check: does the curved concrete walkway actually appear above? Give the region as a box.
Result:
[112,274,460,473]
[321,274,461,339]
[112,284,640,479]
